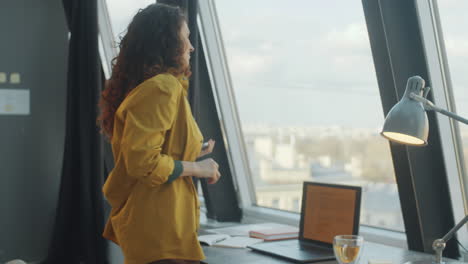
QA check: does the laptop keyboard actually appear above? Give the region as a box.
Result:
[277,241,333,256]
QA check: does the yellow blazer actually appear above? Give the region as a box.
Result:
[102,73,205,264]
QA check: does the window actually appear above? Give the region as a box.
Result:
[214,0,404,231]
[433,0,468,245]
[105,0,155,45]
[437,0,468,179]
[272,198,279,208]
[292,198,300,212]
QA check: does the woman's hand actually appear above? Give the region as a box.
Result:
[198,139,215,158]
[194,158,221,184]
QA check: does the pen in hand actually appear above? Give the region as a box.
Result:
[213,237,227,244]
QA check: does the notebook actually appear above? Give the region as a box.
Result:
[248,181,362,263]
[198,234,263,248]
[249,226,299,241]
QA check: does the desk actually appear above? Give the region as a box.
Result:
[202,241,444,264]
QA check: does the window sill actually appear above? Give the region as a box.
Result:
[199,196,407,248]
[242,205,407,248]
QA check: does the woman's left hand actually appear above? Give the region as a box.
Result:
[198,139,215,158]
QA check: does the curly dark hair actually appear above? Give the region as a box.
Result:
[98,3,188,140]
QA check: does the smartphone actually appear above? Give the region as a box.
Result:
[202,142,209,150]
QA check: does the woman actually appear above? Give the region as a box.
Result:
[97,4,220,264]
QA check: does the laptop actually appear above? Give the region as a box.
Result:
[248,181,362,263]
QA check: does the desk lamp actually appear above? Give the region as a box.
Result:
[381,75,468,264]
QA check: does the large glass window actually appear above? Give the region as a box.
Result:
[437,0,468,172]
[215,0,404,231]
[105,0,155,44]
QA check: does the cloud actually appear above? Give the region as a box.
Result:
[438,0,465,8]
[445,36,468,57]
[106,0,153,19]
[322,23,370,54]
[106,0,155,38]
[227,50,274,77]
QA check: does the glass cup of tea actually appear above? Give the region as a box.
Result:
[333,235,364,264]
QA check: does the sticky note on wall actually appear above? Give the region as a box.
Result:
[0,89,30,115]
[0,72,6,83]
[10,73,21,84]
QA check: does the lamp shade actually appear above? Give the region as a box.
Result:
[381,76,429,146]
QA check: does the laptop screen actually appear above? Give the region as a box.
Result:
[300,182,361,245]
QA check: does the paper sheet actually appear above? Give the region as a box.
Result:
[0,89,30,115]
[212,236,263,248]
[208,222,296,237]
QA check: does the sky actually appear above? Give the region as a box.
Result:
[105,0,468,129]
[437,0,468,120]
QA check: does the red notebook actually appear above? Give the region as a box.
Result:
[249,226,299,241]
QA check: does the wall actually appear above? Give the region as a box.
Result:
[0,0,68,261]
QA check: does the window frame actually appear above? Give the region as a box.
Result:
[198,0,409,247]
[415,0,468,249]
[363,0,458,257]
[198,0,257,209]
[97,0,117,78]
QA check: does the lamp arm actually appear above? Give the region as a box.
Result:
[440,214,468,243]
[410,93,468,125]
[428,215,468,264]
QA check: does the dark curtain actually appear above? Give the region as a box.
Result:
[42,0,108,263]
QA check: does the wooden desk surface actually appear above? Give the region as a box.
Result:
[202,241,440,264]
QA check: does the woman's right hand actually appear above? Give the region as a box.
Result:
[195,158,221,184]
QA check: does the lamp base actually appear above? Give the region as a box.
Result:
[403,261,468,264]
